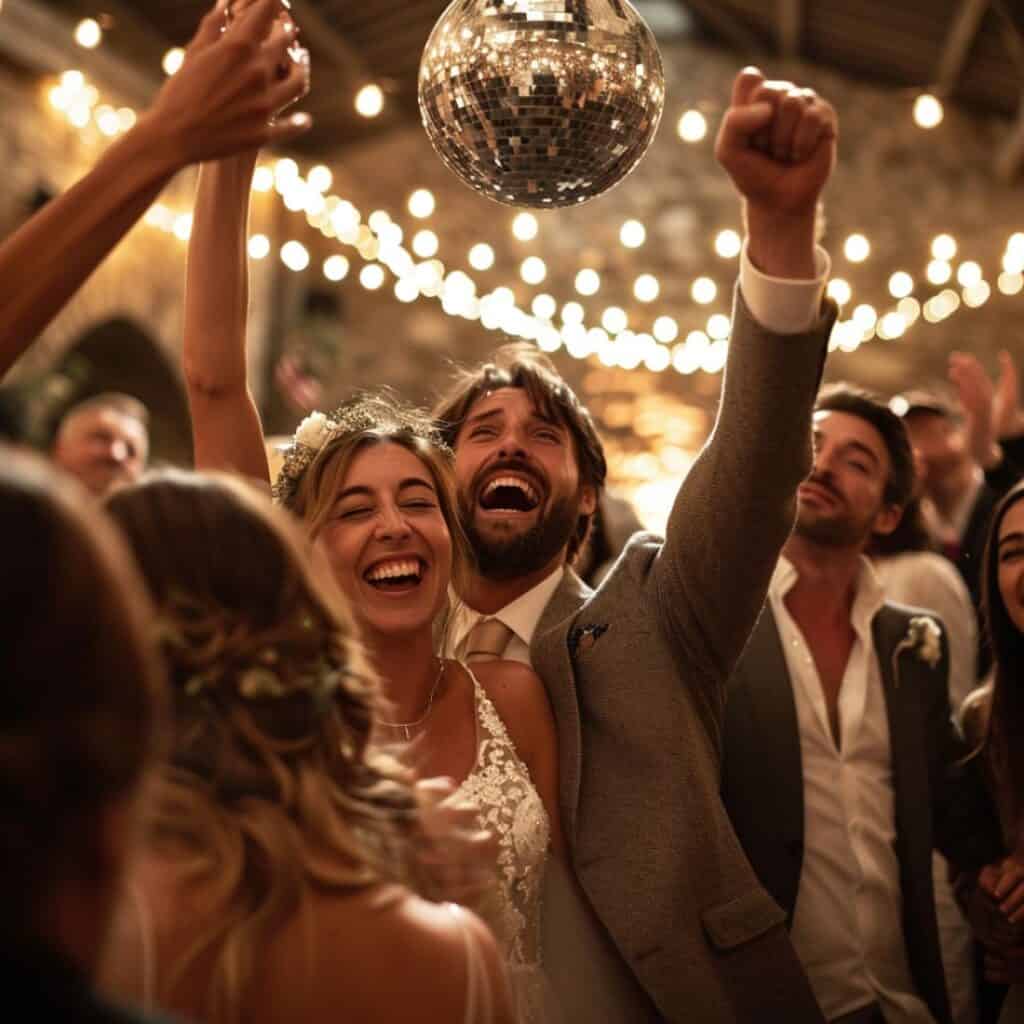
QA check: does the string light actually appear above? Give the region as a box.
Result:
[323,255,349,281]
[677,110,708,143]
[408,189,435,219]
[280,241,309,272]
[913,94,944,129]
[574,269,600,296]
[602,306,628,334]
[956,261,982,288]
[74,18,102,49]
[620,220,646,248]
[412,230,439,258]
[633,274,660,302]
[562,302,584,325]
[844,234,870,263]
[512,213,539,241]
[714,230,742,259]
[360,264,385,290]
[827,279,852,305]
[926,259,953,285]
[468,243,495,271]
[532,294,557,320]
[691,277,717,305]
[307,165,333,193]
[888,272,913,299]
[355,84,384,118]
[520,257,547,285]
[653,316,678,343]
[252,166,274,192]
[247,235,270,260]
[162,48,185,76]
[931,234,957,261]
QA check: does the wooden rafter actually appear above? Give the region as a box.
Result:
[996,93,1024,181]
[679,0,766,58]
[936,0,991,92]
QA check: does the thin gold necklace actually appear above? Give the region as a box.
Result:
[377,658,446,741]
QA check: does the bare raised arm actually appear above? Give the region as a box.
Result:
[0,0,310,379]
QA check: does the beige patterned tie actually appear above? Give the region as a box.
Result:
[463,617,514,663]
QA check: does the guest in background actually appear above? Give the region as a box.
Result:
[962,481,1024,1024]
[722,385,1002,1024]
[0,448,169,1023]
[870,495,981,1024]
[0,0,310,380]
[50,392,149,497]
[102,470,513,1024]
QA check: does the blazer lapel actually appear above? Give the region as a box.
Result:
[532,568,590,843]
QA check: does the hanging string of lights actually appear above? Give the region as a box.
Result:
[46,17,1024,380]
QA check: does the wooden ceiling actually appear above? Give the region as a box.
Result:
[24,1,1024,167]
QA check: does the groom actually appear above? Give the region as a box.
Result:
[435,68,838,1022]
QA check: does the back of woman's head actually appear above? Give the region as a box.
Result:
[104,469,416,1021]
[0,447,163,933]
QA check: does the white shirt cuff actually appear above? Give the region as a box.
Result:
[739,241,831,335]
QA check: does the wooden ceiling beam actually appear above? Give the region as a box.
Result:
[996,93,1024,181]
[776,0,802,58]
[679,0,766,58]
[288,0,369,85]
[936,0,990,92]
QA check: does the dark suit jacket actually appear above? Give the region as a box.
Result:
[531,292,834,1023]
[722,601,1003,1024]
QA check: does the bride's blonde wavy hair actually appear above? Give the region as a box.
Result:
[105,470,418,1023]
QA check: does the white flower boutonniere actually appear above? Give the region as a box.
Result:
[891,615,943,686]
[294,411,333,452]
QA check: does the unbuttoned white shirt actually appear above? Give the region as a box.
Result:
[769,557,936,1024]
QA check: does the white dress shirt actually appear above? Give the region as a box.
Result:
[448,567,565,667]
[769,557,936,1024]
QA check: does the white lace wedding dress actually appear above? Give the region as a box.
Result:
[455,670,554,1024]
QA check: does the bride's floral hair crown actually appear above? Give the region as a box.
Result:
[271,395,453,508]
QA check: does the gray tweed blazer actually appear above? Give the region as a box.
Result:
[531,291,835,1023]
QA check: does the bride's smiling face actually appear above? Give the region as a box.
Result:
[316,442,453,638]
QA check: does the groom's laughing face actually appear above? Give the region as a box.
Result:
[453,387,595,580]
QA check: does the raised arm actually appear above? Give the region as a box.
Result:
[651,68,837,719]
[0,0,310,379]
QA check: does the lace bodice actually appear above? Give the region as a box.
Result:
[455,671,550,970]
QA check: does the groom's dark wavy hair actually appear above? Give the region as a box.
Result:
[433,342,607,562]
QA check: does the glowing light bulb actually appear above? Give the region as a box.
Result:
[323,255,349,282]
[931,234,957,261]
[827,279,852,305]
[913,93,944,129]
[998,272,1023,296]
[602,306,628,334]
[162,47,185,76]
[620,220,646,248]
[956,261,982,288]
[926,260,952,286]
[512,213,539,241]
[307,165,333,193]
[714,229,742,259]
[691,277,717,305]
[575,269,600,296]
[653,316,678,344]
[677,109,707,143]
[707,314,731,341]
[412,230,439,259]
[633,274,660,303]
[888,272,913,299]
[844,234,870,263]
[252,167,274,192]
[360,264,385,290]
[74,18,102,49]
[532,294,557,320]
[879,312,907,339]
[852,304,877,332]
[355,84,384,118]
[247,235,270,260]
[469,243,495,271]
[280,241,309,272]
[562,302,584,325]
[408,189,436,219]
[520,257,547,285]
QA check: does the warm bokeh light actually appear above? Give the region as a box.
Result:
[913,93,944,129]
[888,272,913,299]
[575,269,600,296]
[173,214,193,242]
[826,278,852,305]
[653,316,679,344]
[691,277,717,305]
[602,306,628,334]
[633,274,660,302]
[998,272,1024,296]
[252,166,274,192]
[532,294,557,320]
[408,189,436,219]
[280,241,309,272]
[360,264,385,290]
[307,165,333,193]
[852,304,878,332]
[931,234,957,261]
[74,18,102,49]
[323,255,350,282]
[620,219,646,248]
[707,314,731,340]
[926,259,953,285]
[162,48,185,76]
[520,257,547,285]
[956,261,982,288]
[879,312,907,339]
[677,109,708,142]
[843,234,870,263]
[714,229,742,259]
[468,243,495,271]
[247,234,270,260]
[412,230,439,258]
[355,84,384,118]
[512,212,539,241]
[562,301,584,325]
[962,281,991,307]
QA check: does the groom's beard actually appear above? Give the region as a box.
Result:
[461,492,579,581]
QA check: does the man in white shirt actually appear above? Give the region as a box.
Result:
[721,385,1003,1024]
[433,67,840,1023]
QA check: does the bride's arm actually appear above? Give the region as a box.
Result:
[183,154,272,483]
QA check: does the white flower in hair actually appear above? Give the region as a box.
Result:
[294,411,334,451]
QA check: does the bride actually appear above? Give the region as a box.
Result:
[180,141,564,1019]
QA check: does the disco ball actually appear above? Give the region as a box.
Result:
[418,0,665,209]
